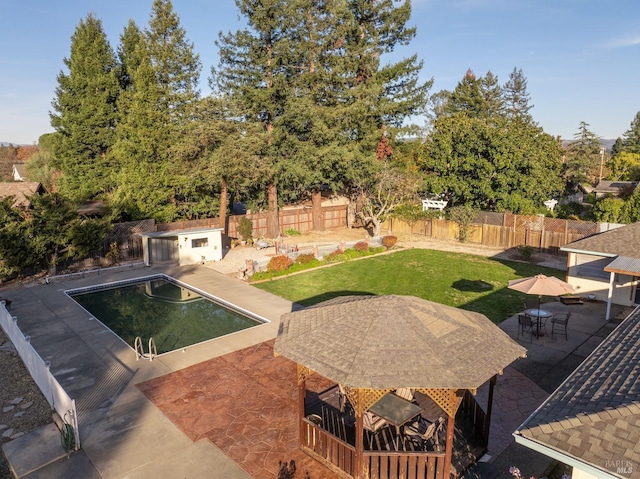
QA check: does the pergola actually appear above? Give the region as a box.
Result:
[274,295,526,479]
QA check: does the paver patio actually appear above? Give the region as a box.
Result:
[138,339,341,479]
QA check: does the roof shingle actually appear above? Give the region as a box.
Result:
[515,309,640,478]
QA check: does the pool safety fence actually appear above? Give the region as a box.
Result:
[0,301,80,450]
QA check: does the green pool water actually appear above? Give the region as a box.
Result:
[69,277,263,354]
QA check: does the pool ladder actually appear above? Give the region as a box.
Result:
[135,336,157,361]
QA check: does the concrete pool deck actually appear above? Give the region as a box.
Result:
[2,264,295,479]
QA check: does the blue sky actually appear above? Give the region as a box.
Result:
[1,0,639,145]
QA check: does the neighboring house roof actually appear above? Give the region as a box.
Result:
[561,222,640,259]
[577,183,594,194]
[593,180,638,197]
[12,163,28,181]
[0,182,44,208]
[514,309,640,479]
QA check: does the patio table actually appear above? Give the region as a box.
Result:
[369,393,423,449]
[525,308,552,337]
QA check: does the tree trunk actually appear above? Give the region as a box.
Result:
[372,217,381,237]
[311,190,323,231]
[267,182,279,238]
[218,179,228,233]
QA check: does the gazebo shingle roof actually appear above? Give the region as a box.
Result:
[515,309,640,478]
[275,295,526,390]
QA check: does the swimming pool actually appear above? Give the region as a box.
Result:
[67,275,266,355]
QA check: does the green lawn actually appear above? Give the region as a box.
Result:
[254,249,565,323]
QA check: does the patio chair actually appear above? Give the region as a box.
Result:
[363,411,388,445]
[524,299,539,310]
[404,416,444,450]
[338,384,347,413]
[551,312,571,340]
[394,387,414,402]
[518,314,535,342]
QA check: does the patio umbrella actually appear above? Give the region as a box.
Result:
[507,274,575,310]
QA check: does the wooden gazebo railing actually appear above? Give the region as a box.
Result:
[298,384,492,479]
[301,417,449,479]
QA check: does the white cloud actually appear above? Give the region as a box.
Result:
[604,34,640,48]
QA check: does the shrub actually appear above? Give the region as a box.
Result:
[284,229,301,236]
[237,216,253,241]
[382,235,397,249]
[105,241,120,265]
[267,254,293,272]
[449,205,477,243]
[324,250,344,263]
[354,241,369,252]
[295,253,316,264]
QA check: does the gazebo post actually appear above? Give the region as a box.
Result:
[298,376,306,445]
[355,411,364,479]
[354,389,365,479]
[483,375,497,446]
[443,412,455,477]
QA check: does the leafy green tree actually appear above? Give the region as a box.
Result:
[50,13,121,202]
[392,202,434,233]
[145,0,201,122]
[0,194,107,278]
[214,0,429,236]
[28,194,84,274]
[110,0,202,221]
[592,197,624,223]
[355,161,423,236]
[117,19,144,91]
[421,114,563,213]
[26,133,60,192]
[0,198,33,279]
[444,69,486,118]
[212,0,298,236]
[172,95,264,223]
[448,205,477,242]
[606,151,640,181]
[503,67,533,123]
[482,71,504,120]
[611,137,624,157]
[290,0,429,229]
[622,111,640,154]
[620,186,640,223]
[564,121,602,185]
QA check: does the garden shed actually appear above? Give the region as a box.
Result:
[141,227,224,266]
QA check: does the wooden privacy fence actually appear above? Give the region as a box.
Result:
[226,204,348,239]
[383,212,600,255]
[157,204,348,239]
